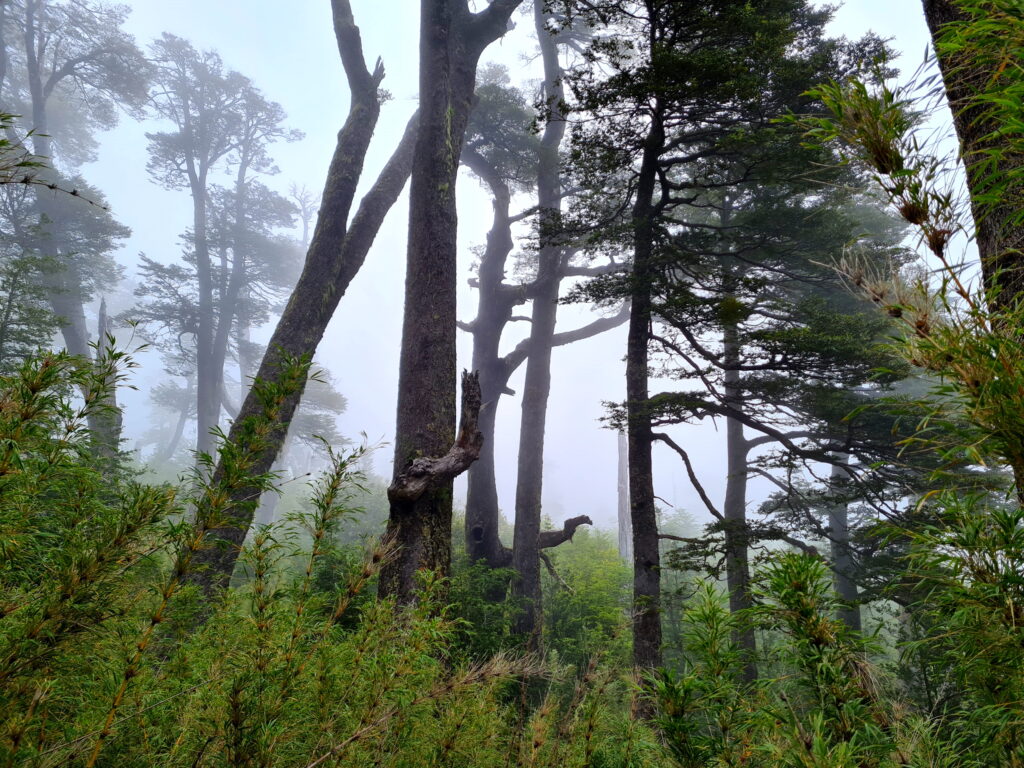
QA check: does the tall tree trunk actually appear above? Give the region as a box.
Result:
[235,290,257,388]
[209,161,252,426]
[46,266,93,360]
[187,1,410,595]
[380,0,522,602]
[722,311,757,681]
[463,150,517,569]
[617,430,632,561]
[158,382,192,464]
[922,0,1024,307]
[23,0,120,454]
[627,115,664,671]
[25,0,83,354]
[510,0,568,643]
[191,180,221,461]
[828,456,861,632]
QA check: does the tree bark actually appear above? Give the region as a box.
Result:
[379,0,523,602]
[187,1,413,595]
[922,0,1024,308]
[510,0,572,644]
[722,310,757,681]
[828,456,861,633]
[192,179,220,460]
[617,429,632,561]
[462,149,519,569]
[627,115,664,671]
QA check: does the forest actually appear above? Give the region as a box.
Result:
[1,0,1023,765]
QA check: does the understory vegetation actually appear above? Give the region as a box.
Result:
[2,0,1024,765]
[2,345,1024,767]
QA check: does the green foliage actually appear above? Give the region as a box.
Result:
[0,114,46,187]
[0,351,666,767]
[0,246,57,373]
[774,6,1024,763]
[542,527,631,668]
[448,554,519,660]
[933,0,1024,228]
[900,496,1024,763]
[652,554,992,767]
[654,584,757,767]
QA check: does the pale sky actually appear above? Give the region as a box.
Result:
[83,0,948,532]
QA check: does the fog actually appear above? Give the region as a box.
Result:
[70,0,951,532]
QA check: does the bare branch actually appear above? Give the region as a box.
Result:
[501,304,629,376]
[538,515,593,548]
[561,262,625,278]
[658,533,707,544]
[540,551,574,593]
[746,430,820,450]
[552,303,630,347]
[652,432,723,521]
[388,371,484,503]
[330,0,383,98]
[509,204,540,224]
[777,534,819,556]
[465,0,523,53]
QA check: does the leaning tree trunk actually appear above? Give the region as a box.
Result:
[722,310,757,681]
[380,0,523,602]
[828,456,862,633]
[922,0,1024,307]
[510,0,570,644]
[187,0,414,595]
[627,114,664,671]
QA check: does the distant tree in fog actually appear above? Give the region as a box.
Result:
[145,33,299,459]
[0,0,148,453]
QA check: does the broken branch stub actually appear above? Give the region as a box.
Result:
[388,370,484,503]
[538,515,593,549]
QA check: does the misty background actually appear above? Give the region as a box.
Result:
[81,0,946,531]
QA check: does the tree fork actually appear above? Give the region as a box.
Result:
[186,0,414,596]
[381,0,524,603]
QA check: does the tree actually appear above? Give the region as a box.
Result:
[0,185,55,372]
[128,178,303,455]
[457,34,627,643]
[147,34,263,459]
[560,0,876,670]
[921,0,1024,309]
[379,0,524,601]
[187,0,419,595]
[510,0,596,642]
[0,0,148,453]
[461,64,541,570]
[647,187,913,664]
